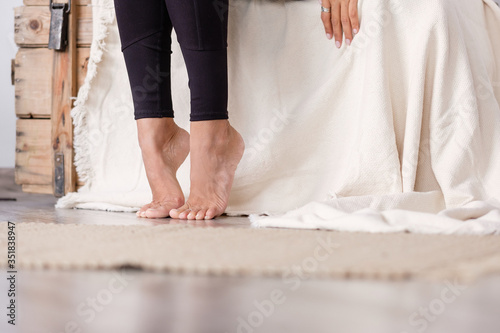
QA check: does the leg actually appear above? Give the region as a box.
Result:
[165,0,245,220]
[114,0,190,218]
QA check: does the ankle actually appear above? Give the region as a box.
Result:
[190,120,233,148]
[139,125,183,153]
[137,118,180,147]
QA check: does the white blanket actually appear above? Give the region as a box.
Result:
[57,0,500,235]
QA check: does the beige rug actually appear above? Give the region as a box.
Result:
[1,221,500,282]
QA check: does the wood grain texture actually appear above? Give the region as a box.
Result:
[22,184,53,194]
[15,119,53,186]
[77,47,90,89]
[14,0,92,193]
[14,5,92,48]
[50,0,77,196]
[14,48,54,118]
[14,47,91,119]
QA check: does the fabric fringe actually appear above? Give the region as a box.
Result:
[71,0,116,189]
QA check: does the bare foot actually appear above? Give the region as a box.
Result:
[169,120,244,220]
[136,118,189,218]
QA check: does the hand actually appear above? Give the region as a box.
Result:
[320,0,360,48]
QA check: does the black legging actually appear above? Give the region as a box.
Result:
[114,0,229,121]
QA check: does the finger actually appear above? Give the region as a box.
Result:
[349,0,360,36]
[331,0,342,48]
[321,0,333,40]
[341,0,352,46]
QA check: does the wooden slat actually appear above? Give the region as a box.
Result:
[24,0,91,5]
[14,47,91,118]
[77,47,90,89]
[76,4,93,47]
[51,0,77,196]
[22,184,53,194]
[14,48,54,118]
[14,5,92,48]
[15,119,52,186]
[14,6,50,47]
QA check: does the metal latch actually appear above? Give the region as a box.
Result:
[54,153,65,197]
[48,0,71,51]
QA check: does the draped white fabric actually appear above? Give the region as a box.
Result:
[58,0,500,234]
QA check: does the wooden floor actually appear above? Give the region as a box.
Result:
[1,168,499,333]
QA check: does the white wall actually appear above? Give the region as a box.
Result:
[0,0,23,167]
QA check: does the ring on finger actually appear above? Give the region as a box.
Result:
[321,6,331,13]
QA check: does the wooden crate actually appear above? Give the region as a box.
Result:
[14,5,92,48]
[13,0,92,195]
[15,119,52,194]
[14,48,90,119]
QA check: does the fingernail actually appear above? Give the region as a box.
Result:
[336,41,341,48]
[326,33,332,40]
[346,39,351,46]
[171,209,178,212]
[353,28,358,35]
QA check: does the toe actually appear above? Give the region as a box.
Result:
[204,208,218,220]
[144,207,169,219]
[144,208,157,218]
[169,208,180,219]
[138,203,154,217]
[187,210,198,220]
[169,204,188,219]
[178,209,191,219]
[137,208,148,217]
[196,209,207,220]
